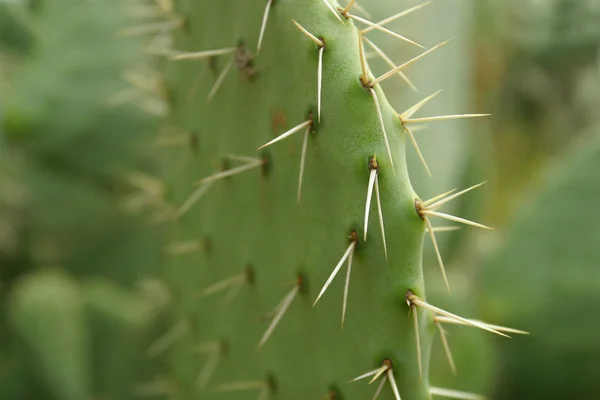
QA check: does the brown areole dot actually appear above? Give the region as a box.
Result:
[359,74,372,91]
[189,131,199,154]
[235,42,258,80]
[260,151,272,176]
[405,289,416,307]
[271,108,287,132]
[297,273,308,294]
[245,264,255,285]
[382,358,394,370]
[202,237,213,254]
[266,373,278,392]
[180,17,191,34]
[368,155,380,172]
[414,199,425,220]
[349,229,359,246]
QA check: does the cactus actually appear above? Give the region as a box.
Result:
[0,1,529,399]
[156,1,525,399]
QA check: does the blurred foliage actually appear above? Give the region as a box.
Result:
[9,270,90,400]
[0,1,169,399]
[474,1,600,399]
[481,126,600,400]
[475,0,600,224]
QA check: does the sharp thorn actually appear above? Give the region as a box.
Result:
[371,39,453,86]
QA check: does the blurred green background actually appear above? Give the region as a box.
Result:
[0,0,599,399]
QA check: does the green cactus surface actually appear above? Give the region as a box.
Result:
[158,1,513,399]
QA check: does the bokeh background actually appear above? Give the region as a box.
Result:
[0,0,599,399]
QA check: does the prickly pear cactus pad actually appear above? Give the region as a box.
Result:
[157,1,524,399]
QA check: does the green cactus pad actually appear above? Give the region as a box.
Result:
[159,1,499,399]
